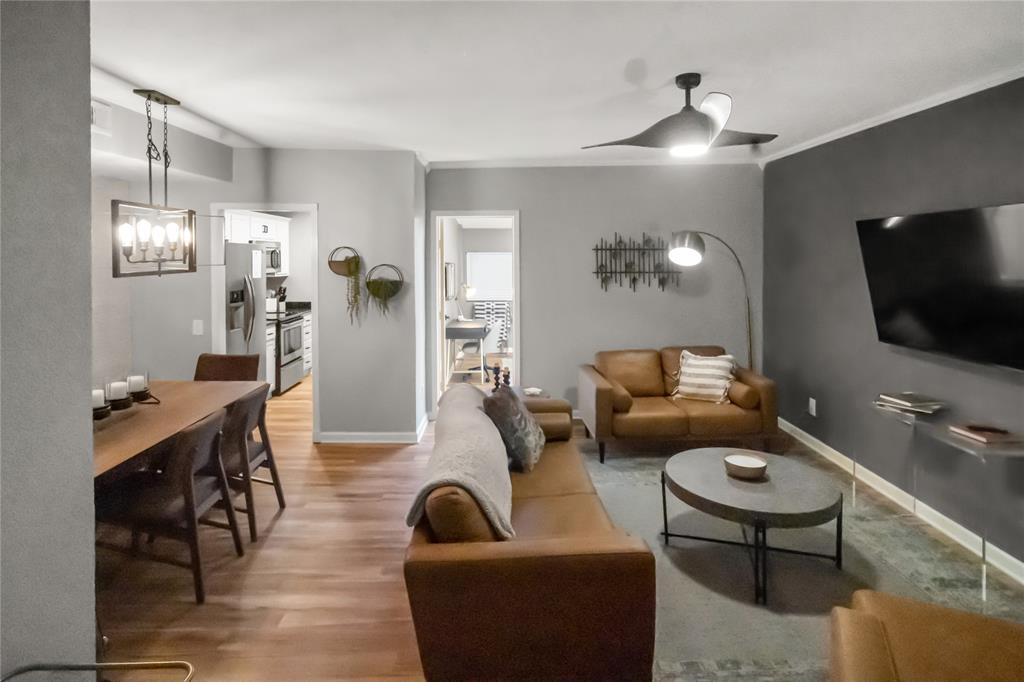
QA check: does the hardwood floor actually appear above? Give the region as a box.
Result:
[96,377,429,680]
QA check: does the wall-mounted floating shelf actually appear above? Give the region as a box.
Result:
[593,232,679,292]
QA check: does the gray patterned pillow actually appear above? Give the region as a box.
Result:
[483,387,546,472]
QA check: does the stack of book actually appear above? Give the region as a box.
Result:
[948,423,1023,445]
[873,392,945,415]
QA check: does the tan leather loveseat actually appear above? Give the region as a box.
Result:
[831,590,1024,681]
[404,396,656,681]
[579,346,778,462]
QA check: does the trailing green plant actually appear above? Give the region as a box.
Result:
[365,264,404,317]
[345,255,363,324]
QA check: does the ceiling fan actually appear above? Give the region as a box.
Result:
[582,72,777,158]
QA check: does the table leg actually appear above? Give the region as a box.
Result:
[758,523,768,605]
[661,471,669,546]
[752,524,761,602]
[836,495,844,570]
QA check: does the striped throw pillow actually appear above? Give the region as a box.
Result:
[672,350,736,403]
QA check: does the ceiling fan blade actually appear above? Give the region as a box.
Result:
[699,92,732,142]
[582,111,708,150]
[711,129,778,148]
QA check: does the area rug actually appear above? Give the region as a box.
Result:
[578,441,1024,682]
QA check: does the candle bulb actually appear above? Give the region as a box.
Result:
[107,381,129,401]
[127,374,147,393]
[92,389,106,408]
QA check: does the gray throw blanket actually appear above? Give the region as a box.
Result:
[406,385,515,539]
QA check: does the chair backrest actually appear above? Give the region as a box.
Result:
[221,386,269,472]
[194,353,261,381]
[163,409,227,494]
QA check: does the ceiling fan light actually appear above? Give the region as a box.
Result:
[670,143,709,158]
[668,230,706,266]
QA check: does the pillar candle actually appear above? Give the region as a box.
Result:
[107,381,129,400]
[127,374,147,392]
[92,389,106,408]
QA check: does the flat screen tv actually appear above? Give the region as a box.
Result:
[856,202,1024,371]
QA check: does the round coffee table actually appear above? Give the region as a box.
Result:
[661,447,843,604]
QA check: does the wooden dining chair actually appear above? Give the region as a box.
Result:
[221,385,286,542]
[193,353,261,381]
[95,409,243,604]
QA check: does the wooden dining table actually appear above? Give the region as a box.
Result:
[93,380,267,478]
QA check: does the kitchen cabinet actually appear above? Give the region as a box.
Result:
[224,211,251,244]
[302,312,313,375]
[265,325,277,393]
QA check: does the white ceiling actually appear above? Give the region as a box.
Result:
[90,1,1024,166]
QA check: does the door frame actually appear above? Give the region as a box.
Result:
[428,209,520,418]
[209,202,322,439]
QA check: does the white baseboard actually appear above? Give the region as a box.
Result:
[415,414,429,442]
[316,429,423,444]
[779,418,1024,587]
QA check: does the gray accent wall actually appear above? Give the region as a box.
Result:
[269,150,425,437]
[764,79,1024,561]
[427,164,764,404]
[2,1,96,672]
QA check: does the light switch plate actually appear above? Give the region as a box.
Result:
[192,319,204,336]
[808,397,817,417]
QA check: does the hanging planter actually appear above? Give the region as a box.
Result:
[365,264,404,316]
[328,246,363,324]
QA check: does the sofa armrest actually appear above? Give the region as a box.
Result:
[579,364,614,439]
[830,607,899,682]
[734,367,777,433]
[522,396,571,415]
[405,533,655,681]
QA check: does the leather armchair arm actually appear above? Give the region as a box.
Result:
[578,364,614,439]
[829,607,899,682]
[734,367,777,433]
[405,533,656,681]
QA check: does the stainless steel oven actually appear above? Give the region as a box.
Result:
[279,318,303,365]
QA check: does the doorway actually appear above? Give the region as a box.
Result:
[209,202,322,439]
[431,211,520,411]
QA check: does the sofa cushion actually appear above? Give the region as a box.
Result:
[660,346,727,394]
[672,350,736,403]
[510,493,615,540]
[612,397,689,438]
[851,590,1024,682]
[425,486,501,542]
[829,607,899,682]
[533,412,572,442]
[483,386,546,473]
[672,399,761,435]
[522,396,572,415]
[728,381,761,409]
[512,440,595,499]
[595,349,665,397]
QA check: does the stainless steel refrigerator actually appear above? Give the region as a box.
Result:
[224,243,267,377]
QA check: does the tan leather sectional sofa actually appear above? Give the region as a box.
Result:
[404,396,656,681]
[579,346,778,462]
[831,590,1024,681]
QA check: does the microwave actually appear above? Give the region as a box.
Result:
[263,242,282,275]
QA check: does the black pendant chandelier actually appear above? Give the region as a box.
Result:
[111,89,196,278]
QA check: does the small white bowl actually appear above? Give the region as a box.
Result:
[724,452,768,481]
[523,387,543,396]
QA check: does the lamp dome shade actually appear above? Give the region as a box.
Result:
[668,231,706,266]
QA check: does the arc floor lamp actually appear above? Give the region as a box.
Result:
[668,230,753,369]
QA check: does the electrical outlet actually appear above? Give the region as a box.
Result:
[192,319,204,336]
[808,397,817,417]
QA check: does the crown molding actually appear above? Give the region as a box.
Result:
[428,155,761,171]
[757,65,1024,168]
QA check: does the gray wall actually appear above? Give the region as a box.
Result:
[88,147,271,382]
[427,164,764,404]
[461,226,514,253]
[92,176,133,385]
[2,1,96,672]
[269,150,424,437]
[764,79,1024,561]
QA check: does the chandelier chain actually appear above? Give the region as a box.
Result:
[144,97,161,162]
[162,103,171,170]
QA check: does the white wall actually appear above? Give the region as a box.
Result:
[269,150,424,438]
[426,164,764,404]
[2,1,96,673]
